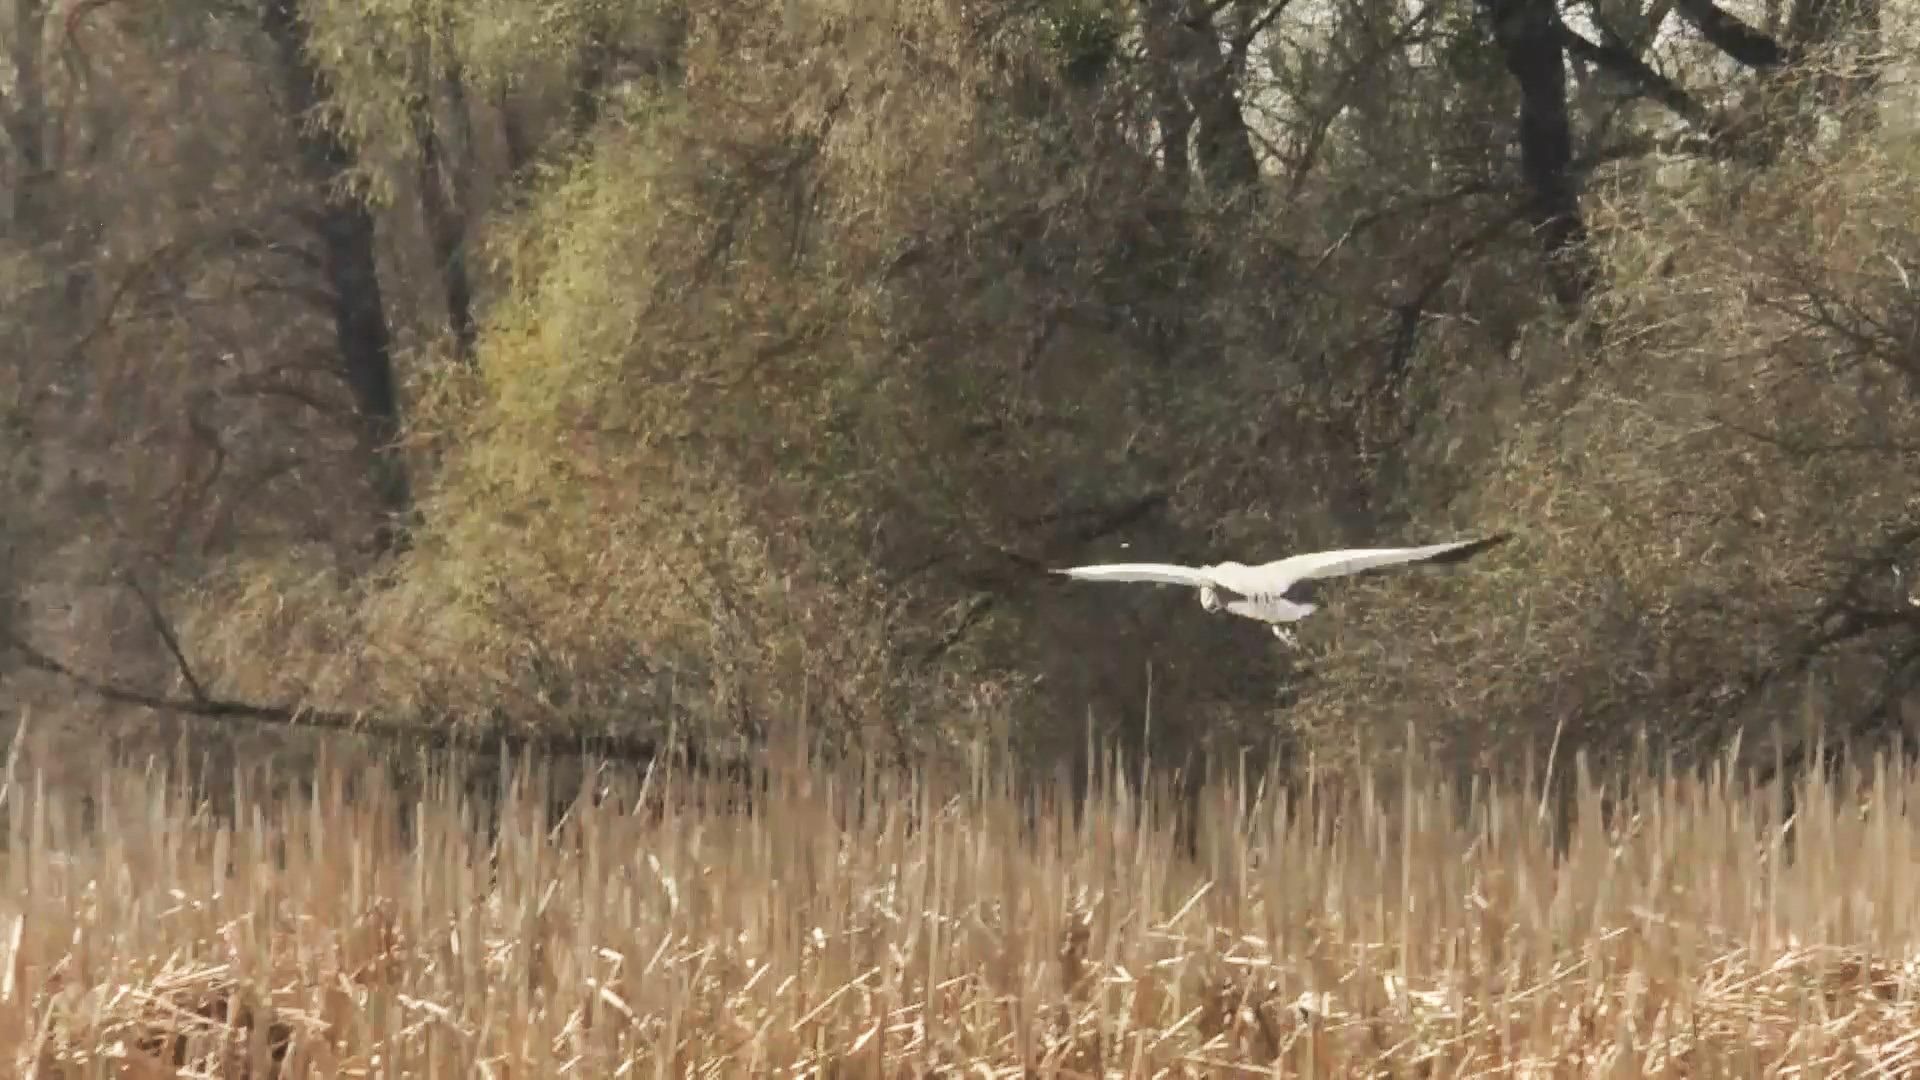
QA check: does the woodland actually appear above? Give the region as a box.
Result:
[0,0,1913,792]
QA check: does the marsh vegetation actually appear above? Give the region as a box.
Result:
[3,0,1918,1070]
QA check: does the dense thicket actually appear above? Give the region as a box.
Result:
[3,0,1915,787]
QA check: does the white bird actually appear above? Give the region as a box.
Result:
[1054,534,1511,645]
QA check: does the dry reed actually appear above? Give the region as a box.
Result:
[4,726,1920,1077]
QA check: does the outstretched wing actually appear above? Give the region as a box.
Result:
[1265,533,1511,584]
[1052,563,1221,590]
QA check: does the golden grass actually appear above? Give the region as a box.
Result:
[7,727,1920,1076]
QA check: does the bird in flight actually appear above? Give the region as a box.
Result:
[1054,534,1511,645]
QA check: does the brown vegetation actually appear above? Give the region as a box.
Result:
[10,731,1920,1074]
[4,0,1920,1068]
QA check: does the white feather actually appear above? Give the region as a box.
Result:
[1054,534,1508,644]
[1053,563,1223,589]
[1266,538,1506,582]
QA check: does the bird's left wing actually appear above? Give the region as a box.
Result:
[1268,534,1511,583]
[1052,563,1221,589]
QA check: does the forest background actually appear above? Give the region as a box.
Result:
[1,0,1914,794]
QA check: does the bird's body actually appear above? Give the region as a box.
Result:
[1054,534,1510,644]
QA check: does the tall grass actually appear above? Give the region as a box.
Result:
[5,725,1920,1076]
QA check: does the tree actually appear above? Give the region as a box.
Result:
[408,8,478,363]
[1482,0,1592,306]
[1470,0,1883,309]
[260,0,411,550]
[3,0,49,233]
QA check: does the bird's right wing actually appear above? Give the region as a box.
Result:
[1268,534,1512,583]
[1052,563,1220,589]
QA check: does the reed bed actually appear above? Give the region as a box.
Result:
[4,733,1920,1077]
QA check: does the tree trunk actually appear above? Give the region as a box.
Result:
[1178,0,1261,196]
[4,0,49,234]
[568,14,614,141]
[499,84,532,179]
[410,34,476,364]
[1137,0,1194,192]
[440,15,477,214]
[1484,0,1593,308]
[260,0,411,550]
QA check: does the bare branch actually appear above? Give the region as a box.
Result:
[120,572,208,704]
[1710,414,1920,456]
[1557,24,1712,127]
[1672,0,1794,69]
[918,594,998,664]
[0,628,673,763]
[1229,0,1301,55]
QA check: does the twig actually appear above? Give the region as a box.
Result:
[1537,712,1567,826]
[0,708,29,817]
[918,594,997,665]
[1710,414,1920,456]
[121,572,208,704]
